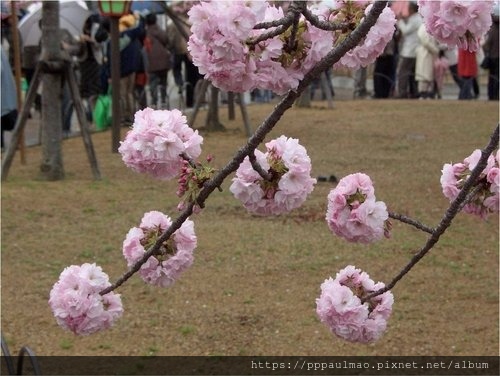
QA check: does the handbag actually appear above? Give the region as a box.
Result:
[93,90,112,131]
[480,57,492,70]
[1,109,18,131]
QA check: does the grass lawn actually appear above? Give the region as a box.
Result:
[1,99,498,356]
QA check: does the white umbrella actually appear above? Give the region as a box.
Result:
[18,0,90,46]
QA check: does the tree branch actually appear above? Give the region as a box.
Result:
[100,1,389,296]
[179,152,197,169]
[301,6,353,31]
[249,152,272,181]
[248,4,297,46]
[247,23,291,46]
[388,212,435,234]
[286,2,303,52]
[457,181,487,213]
[362,125,499,303]
[254,18,290,29]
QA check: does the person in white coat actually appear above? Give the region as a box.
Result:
[415,24,440,98]
[396,1,422,98]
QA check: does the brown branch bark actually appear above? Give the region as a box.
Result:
[249,9,296,46]
[388,212,434,234]
[302,7,352,31]
[249,152,272,181]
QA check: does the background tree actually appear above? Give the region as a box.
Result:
[38,1,64,180]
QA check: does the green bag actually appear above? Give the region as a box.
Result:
[93,93,112,131]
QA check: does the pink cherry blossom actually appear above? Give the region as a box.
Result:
[188,1,259,93]
[230,136,316,215]
[188,1,333,95]
[440,149,499,219]
[118,108,203,180]
[335,4,397,69]
[326,173,389,243]
[418,0,493,52]
[122,211,197,287]
[316,265,394,343]
[49,263,123,335]
[440,163,463,201]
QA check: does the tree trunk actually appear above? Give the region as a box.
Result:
[39,1,64,180]
[227,92,235,120]
[205,85,225,131]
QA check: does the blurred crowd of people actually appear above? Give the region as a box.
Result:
[356,1,499,101]
[1,0,498,146]
[1,0,203,139]
[72,2,202,128]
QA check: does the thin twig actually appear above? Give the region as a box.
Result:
[254,18,290,29]
[249,8,295,47]
[388,212,434,234]
[247,23,291,46]
[302,7,352,31]
[362,125,499,303]
[286,4,302,52]
[179,152,197,169]
[100,1,389,296]
[249,152,272,181]
[248,1,303,46]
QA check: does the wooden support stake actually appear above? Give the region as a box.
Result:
[2,61,101,181]
[1,64,42,181]
[188,79,209,126]
[10,0,26,164]
[65,64,101,180]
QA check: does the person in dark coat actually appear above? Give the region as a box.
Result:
[76,14,104,120]
[99,15,145,125]
[482,11,499,101]
[373,34,396,98]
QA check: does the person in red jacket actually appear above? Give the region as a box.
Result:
[457,47,477,100]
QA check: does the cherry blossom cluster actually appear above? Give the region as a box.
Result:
[122,211,197,287]
[230,136,316,215]
[188,1,396,95]
[316,265,394,343]
[49,263,123,335]
[188,1,328,95]
[118,108,203,180]
[418,0,494,52]
[441,149,499,219]
[331,2,396,69]
[326,173,390,243]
